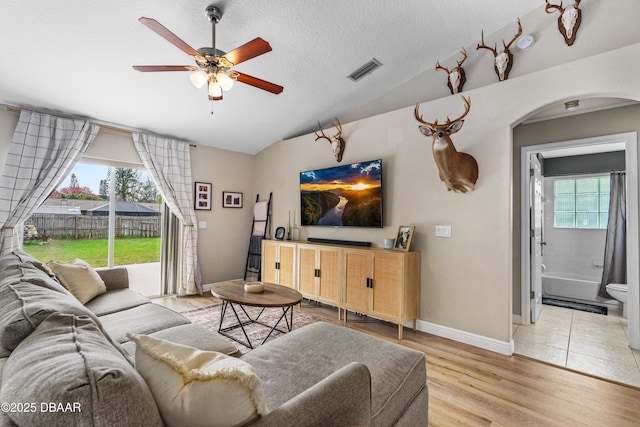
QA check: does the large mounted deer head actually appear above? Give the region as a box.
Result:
[545,0,582,46]
[414,96,478,193]
[477,18,522,81]
[314,118,345,163]
[435,48,468,94]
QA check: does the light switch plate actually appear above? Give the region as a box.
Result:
[435,225,451,237]
[198,221,207,229]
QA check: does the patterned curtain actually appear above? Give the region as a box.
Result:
[132,132,201,295]
[0,110,99,255]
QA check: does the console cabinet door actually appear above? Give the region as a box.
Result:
[370,253,402,320]
[317,247,340,304]
[298,245,317,296]
[262,240,278,284]
[343,250,371,313]
[277,243,296,288]
[297,245,341,306]
[261,241,296,288]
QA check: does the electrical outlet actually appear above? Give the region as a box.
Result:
[435,225,451,237]
[198,221,207,229]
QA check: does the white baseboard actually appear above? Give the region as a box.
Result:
[409,319,515,356]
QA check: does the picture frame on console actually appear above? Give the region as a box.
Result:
[194,182,212,210]
[394,225,415,251]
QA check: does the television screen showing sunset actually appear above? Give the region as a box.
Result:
[300,159,382,227]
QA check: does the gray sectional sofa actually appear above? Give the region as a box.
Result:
[0,250,428,426]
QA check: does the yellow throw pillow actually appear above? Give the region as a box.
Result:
[47,259,107,304]
[127,333,268,427]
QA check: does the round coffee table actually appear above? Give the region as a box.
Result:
[210,280,303,349]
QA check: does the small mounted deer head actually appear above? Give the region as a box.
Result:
[435,48,468,94]
[414,96,478,193]
[545,0,582,46]
[476,18,522,81]
[314,118,345,163]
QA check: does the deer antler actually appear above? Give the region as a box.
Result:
[331,118,342,138]
[414,96,471,128]
[314,122,330,142]
[504,18,523,50]
[476,30,497,54]
[545,0,564,14]
[457,48,468,68]
[435,61,450,74]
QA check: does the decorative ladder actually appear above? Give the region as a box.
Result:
[244,192,272,281]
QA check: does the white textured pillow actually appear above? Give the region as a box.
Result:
[127,333,268,427]
[47,259,106,304]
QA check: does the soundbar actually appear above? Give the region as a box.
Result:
[307,237,371,247]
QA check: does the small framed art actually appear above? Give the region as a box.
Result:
[394,225,415,251]
[194,182,212,210]
[223,191,243,208]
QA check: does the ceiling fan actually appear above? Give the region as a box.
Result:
[133,5,283,101]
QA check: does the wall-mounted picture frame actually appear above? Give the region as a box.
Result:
[394,225,415,252]
[223,191,243,208]
[194,182,212,210]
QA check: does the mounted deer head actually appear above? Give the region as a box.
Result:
[435,48,468,94]
[476,18,522,81]
[545,0,582,46]
[414,96,478,193]
[314,118,345,162]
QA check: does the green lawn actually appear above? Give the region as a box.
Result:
[23,237,161,267]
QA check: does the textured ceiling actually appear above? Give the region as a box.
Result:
[0,1,538,154]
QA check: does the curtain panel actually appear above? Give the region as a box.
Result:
[132,132,201,295]
[599,172,627,298]
[0,110,99,255]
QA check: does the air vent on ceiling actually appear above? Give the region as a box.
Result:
[347,58,383,82]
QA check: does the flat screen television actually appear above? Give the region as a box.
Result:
[300,159,382,227]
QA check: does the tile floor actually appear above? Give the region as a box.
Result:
[513,304,640,387]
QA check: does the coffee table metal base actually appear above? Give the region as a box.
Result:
[217,300,295,349]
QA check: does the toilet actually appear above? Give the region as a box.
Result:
[606,283,628,318]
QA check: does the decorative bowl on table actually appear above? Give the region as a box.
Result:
[244,281,264,293]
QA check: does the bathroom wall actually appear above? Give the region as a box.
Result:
[542,175,606,280]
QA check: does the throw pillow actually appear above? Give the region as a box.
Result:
[127,333,268,427]
[48,259,107,304]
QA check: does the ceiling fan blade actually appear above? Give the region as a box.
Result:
[224,38,272,66]
[139,17,201,58]
[133,65,195,72]
[236,72,283,94]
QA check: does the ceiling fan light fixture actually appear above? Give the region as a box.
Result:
[217,71,234,91]
[190,69,208,88]
[208,77,223,98]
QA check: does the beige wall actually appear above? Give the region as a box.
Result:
[190,146,255,284]
[512,104,640,315]
[255,43,640,346]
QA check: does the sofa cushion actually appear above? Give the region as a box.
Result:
[48,259,106,304]
[1,313,163,427]
[0,281,96,356]
[128,333,267,427]
[98,303,191,343]
[121,323,240,357]
[86,288,150,316]
[241,321,427,427]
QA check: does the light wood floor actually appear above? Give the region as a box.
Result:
[154,295,640,426]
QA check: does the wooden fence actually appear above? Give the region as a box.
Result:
[26,214,160,239]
